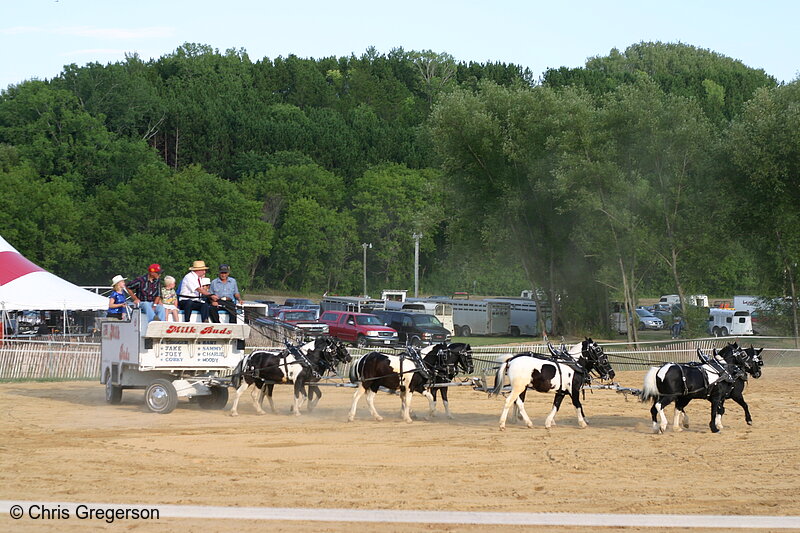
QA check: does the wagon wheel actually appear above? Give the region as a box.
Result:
[104,369,122,405]
[198,386,229,409]
[145,379,178,414]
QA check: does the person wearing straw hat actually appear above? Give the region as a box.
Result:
[178,260,218,323]
[108,275,128,320]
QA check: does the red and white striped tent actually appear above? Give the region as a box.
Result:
[0,235,108,312]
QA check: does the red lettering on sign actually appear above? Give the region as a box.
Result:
[102,324,120,340]
[119,345,130,361]
[165,325,196,334]
[200,326,232,335]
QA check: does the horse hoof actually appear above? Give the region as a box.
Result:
[229,412,238,417]
[374,416,384,422]
[499,426,506,432]
[347,416,354,422]
[674,426,683,432]
[747,420,753,425]
[447,414,455,420]
[526,422,533,429]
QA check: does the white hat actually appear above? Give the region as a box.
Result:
[200,277,211,286]
[111,275,126,286]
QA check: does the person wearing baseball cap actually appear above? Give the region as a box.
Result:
[209,264,243,323]
[126,263,166,324]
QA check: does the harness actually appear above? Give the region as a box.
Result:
[507,351,579,390]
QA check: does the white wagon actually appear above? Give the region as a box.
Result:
[100,311,250,414]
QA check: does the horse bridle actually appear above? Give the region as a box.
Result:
[584,343,613,380]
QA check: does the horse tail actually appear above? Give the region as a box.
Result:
[230,358,245,390]
[489,359,509,397]
[641,366,659,403]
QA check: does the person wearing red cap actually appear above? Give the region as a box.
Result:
[126,263,166,323]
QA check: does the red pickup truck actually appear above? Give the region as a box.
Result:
[318,311,399,347]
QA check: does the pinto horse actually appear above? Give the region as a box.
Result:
[229,336,351,416]
[347,344,450,423]
[642,343,763,433]
[425,342,474,418]
[489,338,615,431]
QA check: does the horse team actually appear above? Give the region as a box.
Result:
[228,335,765,434]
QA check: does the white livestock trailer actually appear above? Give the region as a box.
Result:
[100,311,250,414]
[483,297,543,336]
[417,298,510,337]
[707,308,753,337]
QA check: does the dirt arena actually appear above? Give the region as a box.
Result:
[1,367,799,532]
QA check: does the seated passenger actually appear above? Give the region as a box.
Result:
[178,261,218,323]
[107,275,128,320]
[161,275,180,322]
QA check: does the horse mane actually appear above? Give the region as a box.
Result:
[566,341,583,359]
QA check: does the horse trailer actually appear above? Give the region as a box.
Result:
[320,296,385,314]
[418,298,510,337]
[100,311,250,414]
[483,297,546,336]
[707,308,753,337]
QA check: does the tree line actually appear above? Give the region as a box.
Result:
[0,41,797,337]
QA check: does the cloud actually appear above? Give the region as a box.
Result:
[0,25,174,39]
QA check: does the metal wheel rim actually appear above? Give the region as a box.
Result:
[146,385,170,411]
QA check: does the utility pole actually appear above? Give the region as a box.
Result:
[412,232,422,298]
[362,243,372,297]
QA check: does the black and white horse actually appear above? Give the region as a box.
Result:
[425,342,474,418]
[229,336,351,416]
[489,338,615,431]
[716,344,764,428]
[347,342,472,422]
[641,342,763,433]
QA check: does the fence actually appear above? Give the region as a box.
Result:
[2,336,798,381]
[0,338,101,380]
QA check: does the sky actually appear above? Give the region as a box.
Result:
[1,0,798,91]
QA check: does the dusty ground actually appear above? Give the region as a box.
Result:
[1,368,798,532]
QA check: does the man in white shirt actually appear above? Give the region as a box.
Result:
[178,260,218,322]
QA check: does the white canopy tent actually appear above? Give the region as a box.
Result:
[0,235,108,335]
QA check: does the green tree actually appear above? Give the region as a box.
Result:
[726,82,800,338]
[350,163,444,289]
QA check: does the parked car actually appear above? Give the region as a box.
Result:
[650,303,682,323]
[371,310,451,347]
[318,310,399,347]
[283,298,321,318]
[275,308,329,337]
[635,308,664,330]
